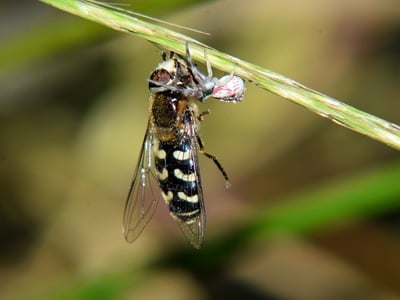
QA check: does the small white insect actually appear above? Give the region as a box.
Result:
[212,75,245,102]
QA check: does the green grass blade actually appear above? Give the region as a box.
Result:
[31,161,400,298]
[39,0,400,151]
[161,161,400,270]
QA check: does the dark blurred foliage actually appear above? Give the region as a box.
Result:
[1,1,400,299]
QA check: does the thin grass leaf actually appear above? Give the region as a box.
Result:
[39,0,400,150]
[161,161,400,270]
[29,161,400,296]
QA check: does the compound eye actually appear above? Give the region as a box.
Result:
[149,69,172,89]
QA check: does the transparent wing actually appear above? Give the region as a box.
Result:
[123,123,159,243]
[174,121,206,249]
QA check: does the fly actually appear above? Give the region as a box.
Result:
[123,45,245,248]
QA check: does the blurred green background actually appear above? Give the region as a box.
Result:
[1,0,400,299]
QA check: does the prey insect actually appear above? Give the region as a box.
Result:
[123,45,245,248]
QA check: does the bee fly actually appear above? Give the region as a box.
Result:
[123,45,245,248]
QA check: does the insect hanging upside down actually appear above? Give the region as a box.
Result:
[123,45,245,249]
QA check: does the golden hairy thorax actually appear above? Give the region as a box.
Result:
[149,91,199,143]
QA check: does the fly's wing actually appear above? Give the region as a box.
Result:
[123,123,158,243]
[174,122,206,249]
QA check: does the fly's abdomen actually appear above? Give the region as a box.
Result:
[154,137,201,223]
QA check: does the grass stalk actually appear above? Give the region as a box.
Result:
[39,0,400,150]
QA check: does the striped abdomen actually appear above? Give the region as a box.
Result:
[154,137,201,223]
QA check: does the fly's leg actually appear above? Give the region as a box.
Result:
[196,133,231,188]
[197,109,210,122]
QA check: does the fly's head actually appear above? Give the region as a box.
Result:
[149,59,176,89]
[148,55,194,92]
[148,47,246,103]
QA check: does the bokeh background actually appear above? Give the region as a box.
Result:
[1,0,400,299]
